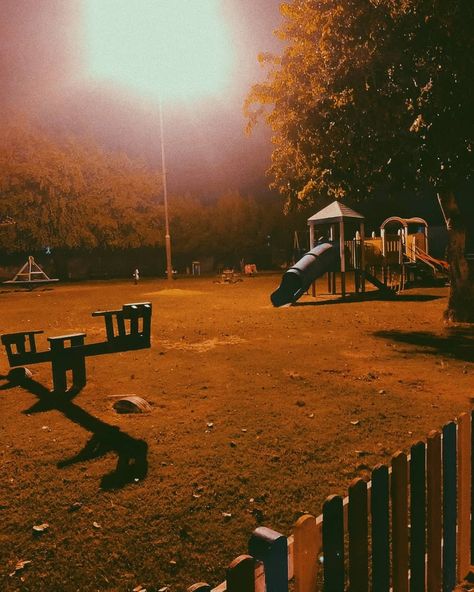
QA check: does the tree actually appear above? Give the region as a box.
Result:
[0,118,163,252]
[245,0,474,321]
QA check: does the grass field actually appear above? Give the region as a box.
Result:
[0,274,472,591]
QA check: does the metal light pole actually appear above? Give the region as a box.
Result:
[159,98,173,280]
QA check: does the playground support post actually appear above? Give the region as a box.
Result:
[360,222,365,293]
[339,220,346,297]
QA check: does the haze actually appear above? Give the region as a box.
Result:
[0,0,282,198]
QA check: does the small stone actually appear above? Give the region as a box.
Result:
[296,400,306,407]
[230,441,237,448]
[378,389,386,395]
[222,512,232,520]
[32,523,49,536]
[241,428,247,433]
[92,521,101,529]
[9,559,32,577]
[68,502,82,513]
[350,420,360,426]
[206,422,214,428]
[308,413,315,418]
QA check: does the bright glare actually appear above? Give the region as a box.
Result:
[83,0,233,101]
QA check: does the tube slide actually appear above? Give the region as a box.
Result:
[271,243,339,307]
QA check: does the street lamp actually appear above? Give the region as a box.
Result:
[83,1,232,281]
[159,99,173,280]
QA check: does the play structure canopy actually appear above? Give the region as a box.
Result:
[380,216,428,230]
[307,201,365,225]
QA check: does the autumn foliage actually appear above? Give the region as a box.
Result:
[0,118,287,272]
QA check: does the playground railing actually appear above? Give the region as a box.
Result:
[187,411,473,592]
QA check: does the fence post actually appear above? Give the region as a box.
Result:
[391,452,409,592]
[443,421,457,592]
[372,464,390,592]
[322,495,344,592]
[294,514,320,592]
[248,526,288,592]
[457,412,471,581]
[227,555,255,592]
[410,441,426,592]
[427,430,442,592]
[348,479,368,592]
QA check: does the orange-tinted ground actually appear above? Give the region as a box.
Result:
[0,275,472,591]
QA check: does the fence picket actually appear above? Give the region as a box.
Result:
[199,410,474,592]
[372,464,390,592]
[226,555,255,592]
[427,430,442,592]
[470,410,474,564]
[409,441,426,592]
[322,495,344,592]
[294,514,320,592]
[443,421,457,592]
[348,479,368,592]
[187,584,211,592]
[457,412,471,580]
[391,452,409,592]
[248,527,288,592]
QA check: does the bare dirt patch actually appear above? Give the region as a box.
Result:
[0,275,472,591]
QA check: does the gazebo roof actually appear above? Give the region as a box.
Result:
[307,201,365,225]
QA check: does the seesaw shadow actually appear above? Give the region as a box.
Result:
[0,372,148,490]
[374,327,474,363]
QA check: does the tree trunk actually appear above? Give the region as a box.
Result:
[438,191,474,323]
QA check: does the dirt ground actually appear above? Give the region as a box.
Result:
[0,274,473,591]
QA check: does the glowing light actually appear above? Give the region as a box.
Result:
[83,0,233,101]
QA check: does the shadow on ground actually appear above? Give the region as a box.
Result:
[293,292,442,307]
[0,372,148,490]
[374,327,474,363]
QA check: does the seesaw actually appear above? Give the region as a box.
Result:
[1,302,152,393]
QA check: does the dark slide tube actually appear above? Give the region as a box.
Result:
[271,243,339,307]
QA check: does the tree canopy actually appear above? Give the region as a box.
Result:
[245,0,474,320]
[0,118,290,272]
[0,118,161,251]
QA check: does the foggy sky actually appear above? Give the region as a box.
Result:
[1,0,283,199]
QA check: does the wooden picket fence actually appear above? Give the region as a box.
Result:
[187,411,473,592]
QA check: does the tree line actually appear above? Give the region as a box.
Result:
[0,118,301,272]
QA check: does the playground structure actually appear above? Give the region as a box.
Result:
[3,255,59,288]
[271,201,449,306]
[1,302,152,392]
